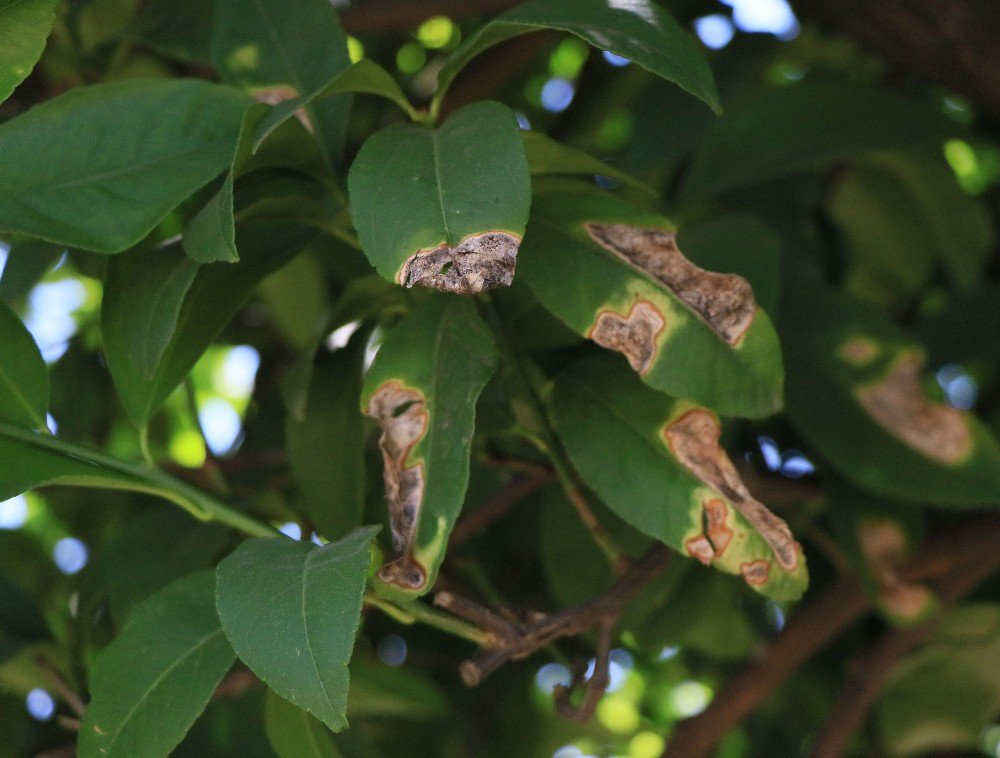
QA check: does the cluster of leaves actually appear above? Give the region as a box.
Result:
[2,0,1000,756]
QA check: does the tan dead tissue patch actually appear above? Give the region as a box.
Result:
[588,300,665,374]
[859,520,932,617]
[584,222,756,344]
[839,336,881,366]
[399,231,520,295]
[665,409,799,572]
[740,560,770,586]
[366,381,429,590]
[684,498,734,565]
[856,352,971,464]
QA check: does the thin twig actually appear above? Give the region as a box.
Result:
[553,615,615,723]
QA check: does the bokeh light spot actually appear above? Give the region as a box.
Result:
[26,689,55,721]
[540,78,575,113]
[694,14,735,49]
[53,537,88,574]
[0,495,28,529]
[377,633,408,666]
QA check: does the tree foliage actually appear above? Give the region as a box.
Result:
[1,0,1000,756]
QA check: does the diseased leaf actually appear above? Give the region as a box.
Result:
[78,572,237,758]
[0,0,58,105]
[212,0,352,167]
[361,297,497,595]
[266,690,343,758]
[287,328,368,540]
[254,59,417,151]
[519,189,784,418]
[436,0,719,114]
[0,302,48,430]
[348,101,530,295]
[102,221,315,426]
[680,83,956,201]
[551,354,808,600]
[215,527,380,733]
[781,282,1000,506]
[522,131,653,194]
[0,80,248,252]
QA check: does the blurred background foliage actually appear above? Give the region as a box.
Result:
[2,0,1000,756]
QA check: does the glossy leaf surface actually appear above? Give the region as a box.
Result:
[215,527,379,732]
[79,571,236,758]
[361,297,497,595]
[519,189,784,417]
[0,80,248,251]
[551,355,807,600]
[348,101,530,294]
[436,0,719,113]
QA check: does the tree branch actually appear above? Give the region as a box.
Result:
[661,515,1000,758]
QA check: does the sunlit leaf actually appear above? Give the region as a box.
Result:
[361,297,497,596]
[348,101,530,294]
[79,572,236,758]
[215,526,379,732]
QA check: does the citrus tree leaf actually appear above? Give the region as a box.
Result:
[0,79,248,251]
[287,328,369,540]
[361,297,497,596]
[212,0,351,167]
[0,239,63,306]
[102,221,315,427]
[680,82,956,201]
[265,689,343,758]
[346,661,450,721]
[0,0,58,104]
[215,526,380,733]
[878,604,1000,755]
[78,571,236,758]
[551,354,808,600]
[522,130,653,194]
[183,179,238,264]
[435,0,719,114]
[0,571,50,664]
[0,302,47,430]
[254,59,417,150]
[347,100,530,294]
[781,283,1000,506]
[519,189,784,418]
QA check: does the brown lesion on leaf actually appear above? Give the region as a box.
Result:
[740,560,770,586]
[399,231,520,295]
[366,381,429,590]
[858,519,932,617]
[665,409,799,572]
[588,300,665,374]
[855,351,971,464]
[839,336,881,366]
[684,498,734,565]
[584,222,756,345]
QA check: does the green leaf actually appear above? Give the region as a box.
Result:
[0,0,58,105]
[254,59,417,151]
[0,79,248,252]
[102,221,315,426]
[78,571,237,758]
[0,302,47,430]
[551,354,808,600]
[0,571,50,663]
[0,239,62,306]
[680,82,956,201]
[347,661,449,720]
[781,282,1000,506]
[361,297,498,595]
[522,131,653,194]
[878,604,1000,755]
[347,100,531,294]
[287,328,368,540]
[518,189,784,418]
[132,0,213,65]
[183,179,238,263]
[266,690,343,758]
[215,526,379,733]
[212,0,352,167]
[435,0,719,114]
[258,251,330,350]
